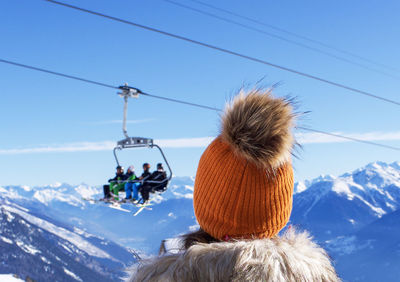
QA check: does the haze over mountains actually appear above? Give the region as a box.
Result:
[1,161,399,281]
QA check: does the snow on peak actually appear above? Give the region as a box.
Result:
[21,185,31,191]
[316,174,336,182]
[49,182,62,188]
[294,182,307,194]
[74,184,99,199]
[294,161,400,220]
[295,174,336,194]
[332,179,353,197]
[361,161,394,174]
[353,161,400,188]
[0,187,23,200]
[33,189,81,207]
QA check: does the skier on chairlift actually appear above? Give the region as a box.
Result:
[139,163,167,203]
[150,163,167,191]
[124,165,139,202]
[139,163,151,180]
[103,165,126,200]
[123,163,151,203]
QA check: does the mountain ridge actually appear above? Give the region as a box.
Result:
[291,161,400,240]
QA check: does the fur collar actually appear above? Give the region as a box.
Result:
[128,230,340,282]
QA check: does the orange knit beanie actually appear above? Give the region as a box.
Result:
[193,89,295,240]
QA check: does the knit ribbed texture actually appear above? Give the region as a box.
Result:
[194,137,293,240]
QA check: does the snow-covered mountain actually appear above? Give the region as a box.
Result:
[1,163,400,281]
[291,161,400,282]
[0,201,136,281]
[291,161,400,241]
[0,177,197,256]
[0,177,197,281]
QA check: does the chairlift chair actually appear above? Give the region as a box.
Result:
[113,84,172,190]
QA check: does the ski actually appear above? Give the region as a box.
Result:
[133,200,153,216]
[82,197,103,203]
[133,202,153,207]
[82,197,131,212]
[108,203,131,213]
[81,197,154,215]
[133,206,152,216]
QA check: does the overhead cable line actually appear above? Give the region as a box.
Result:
[0,58,218,112]
[162,0,399,80]
[140,92,221,111]
[1,58,399,151]
[296,127,400,152]
[42,0,400,107]
[188,0,400,73]
[0,59,220,110]
[0,59,117,90]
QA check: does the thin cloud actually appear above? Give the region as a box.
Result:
[155,137,214,148]
[0,141,116,155]
[0,131,399,155]
[0,138,214,155]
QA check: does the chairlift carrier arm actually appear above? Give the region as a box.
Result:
[118,84,141,138]
[113,84,173,182]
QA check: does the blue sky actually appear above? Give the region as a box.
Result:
[1,0,399,186]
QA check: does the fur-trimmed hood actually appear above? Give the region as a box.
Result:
[129,230,340,282]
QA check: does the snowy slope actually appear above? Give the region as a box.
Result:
[0,202,136,281]
[0,275,24,282]
[327,209,400,282]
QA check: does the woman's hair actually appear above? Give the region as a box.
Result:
[181,228,220,250]
[158,229,219,255]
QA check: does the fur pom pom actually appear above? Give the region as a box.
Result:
[221,89,295,169]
